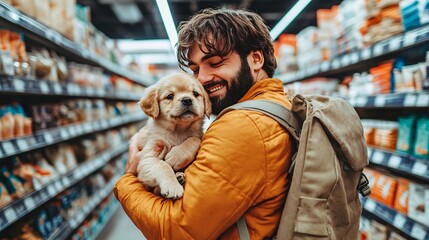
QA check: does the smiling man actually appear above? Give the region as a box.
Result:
[114,8,294,239]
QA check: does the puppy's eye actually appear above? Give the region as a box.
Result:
[166,94,174,100]
[193,91,200,97]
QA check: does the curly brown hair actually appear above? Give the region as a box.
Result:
[177,8,277,77]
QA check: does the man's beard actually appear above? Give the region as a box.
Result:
[210,58,254,115]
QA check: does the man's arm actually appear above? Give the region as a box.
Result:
[114,111,267,239]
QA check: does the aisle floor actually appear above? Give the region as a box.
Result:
[98,207,147,240]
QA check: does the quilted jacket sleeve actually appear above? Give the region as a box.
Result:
[113,111,267,240]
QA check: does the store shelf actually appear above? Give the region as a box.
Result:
[361,198,429,240]
[348,92,429,108]
[0,75,141,101]
[47,175,120,240]
[279,24,429,84]
[0,113,146,160]
[0,144,127,232]
[91,201,120,240]
[368,147,429,181]
[0,2,152,87]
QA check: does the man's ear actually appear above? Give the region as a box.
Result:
[138,86,159,118]
[248,50,264,71]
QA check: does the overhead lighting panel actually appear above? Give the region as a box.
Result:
[270,0,313,40]
[155,0,178,54]
[111,3,143,24]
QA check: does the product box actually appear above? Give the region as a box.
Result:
[413,117,429,159]
[393,178,410,215]
[388,232,407,240]
[371,172,398,207]
[396,115,416,154]
[408,183,429,226]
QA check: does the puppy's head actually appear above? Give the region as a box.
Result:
[138,73,211,123]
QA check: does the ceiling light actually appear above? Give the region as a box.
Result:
[117,39,173,54]
[111,3,143,24]
[270,0,312,40]
[155,0,178,54]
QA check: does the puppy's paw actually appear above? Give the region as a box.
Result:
[160,181,184,199]
[176,172,186,186]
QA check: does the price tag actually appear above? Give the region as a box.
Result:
[84,123,92,132]
[393,214,406,228]
[404,94,417,106]
[389,37,401,51]
[16,139,29,151]
[412,161,428,176]
[7,11,20,22]
[39,81,49,94]
[24,197,36,210]
[13,79,25,92]
[60,129,69,139]
[361,48,371,59]
[321,62,330,71]
[2,141,15,155]
[62,177,71,187]
[53,83,62,94]
[387,155,402,168]
[374,95,386,107]
[47,185,56,196]
[101,120,109,129]
[416,94,429,107]
[68,126,77,136]
[77,125,84,134]
[365,199,377,212]
[372,151,385,164]
[69,218,78,229]
[54,181,63,192]
[4,208,17,223]
[350,52,359,63]
[374,44,383,57]
[332,59,340,69]
[93,121,101,130]
[367,148,373,158]
[403,31,417,46]
[341,55,350,66]
[45,29,56,41]
[44,132,54,143]
[74,169,83,180]
[410,224,426,240]
[355,96,368,107]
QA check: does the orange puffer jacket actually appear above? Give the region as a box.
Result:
[113,78,293,240]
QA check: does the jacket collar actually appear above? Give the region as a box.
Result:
[238,78,284,103]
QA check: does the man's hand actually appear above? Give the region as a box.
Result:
[125,142,142,175]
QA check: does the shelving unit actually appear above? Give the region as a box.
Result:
[0,1,152,87]
[0,112,145,159]
[348,92,429,108]
[0,3,148,239]
[278,24,429,84]
[361,198,429,240]
[0,75,141,101]
[0,144,127,232]
[367,147,429,181]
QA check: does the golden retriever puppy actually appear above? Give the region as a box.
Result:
[131,73,211,199]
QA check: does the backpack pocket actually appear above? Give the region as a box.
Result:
[294,197,329,239]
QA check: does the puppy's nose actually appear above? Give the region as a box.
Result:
[181,97,193,106]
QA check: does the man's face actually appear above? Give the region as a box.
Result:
[188,43,254,115]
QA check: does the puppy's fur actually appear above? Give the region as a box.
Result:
[131,73,211,199]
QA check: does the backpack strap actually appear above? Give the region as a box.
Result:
[217,100,302,142]
[237,216,250,240]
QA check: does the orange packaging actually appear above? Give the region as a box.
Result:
[393,178,410,215]
[371,172,398,207]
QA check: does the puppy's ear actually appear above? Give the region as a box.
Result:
[201,89,212,118]
[138,86,159,118]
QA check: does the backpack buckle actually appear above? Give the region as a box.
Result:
[358,173,371,197]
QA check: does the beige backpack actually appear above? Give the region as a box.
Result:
[218,94,371,240]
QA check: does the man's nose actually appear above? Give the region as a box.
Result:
[196,66,212,84]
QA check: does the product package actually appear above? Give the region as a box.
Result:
[413,117,429,159]
[396,115,416,154]
[408,183,429,226]
[393,178,410,215]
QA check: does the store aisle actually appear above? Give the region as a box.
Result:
[98,206,146,240]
